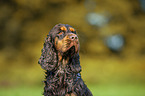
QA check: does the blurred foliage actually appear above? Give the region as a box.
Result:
[0,0,145,92]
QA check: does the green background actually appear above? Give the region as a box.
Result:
[0,0,145,96]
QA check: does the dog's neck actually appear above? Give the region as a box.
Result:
[58,52,70,67]
[56,52,71,78]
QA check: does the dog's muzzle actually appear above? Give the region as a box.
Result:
[55,33,79,55]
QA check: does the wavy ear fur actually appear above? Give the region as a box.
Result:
[38,35,58,71]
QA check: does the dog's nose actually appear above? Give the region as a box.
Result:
[69,34,78,41]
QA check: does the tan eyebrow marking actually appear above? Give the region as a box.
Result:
[60,26,67,31]
[69,27,75,32]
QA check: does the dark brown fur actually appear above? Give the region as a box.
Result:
[38,24,93,96]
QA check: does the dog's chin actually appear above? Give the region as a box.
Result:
[62,46,78,57]
[68,46,76,55]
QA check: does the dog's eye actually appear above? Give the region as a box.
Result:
[58,32,64,35]
[57,32,64,39]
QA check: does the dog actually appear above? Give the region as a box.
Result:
[38,24,93,96]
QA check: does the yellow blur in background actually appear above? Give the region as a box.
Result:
[0,0,145,96]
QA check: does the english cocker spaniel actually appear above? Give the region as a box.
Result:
[38,24,93,96]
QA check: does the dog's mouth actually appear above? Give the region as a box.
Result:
[64,39,79,52]
[64,46,75,57]
[60,41,79,57]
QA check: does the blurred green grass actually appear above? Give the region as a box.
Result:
[89,84,145,96]
[0,86,43,96]
[0,55,145,96]
[0,84,145,96]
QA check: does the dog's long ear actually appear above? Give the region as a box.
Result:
[38,35,57,71]
[70,53,81,73]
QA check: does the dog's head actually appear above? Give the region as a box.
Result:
[38,24,81,72]
[49,24,80,56]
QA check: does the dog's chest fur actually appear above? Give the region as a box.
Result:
[44,57,78,95]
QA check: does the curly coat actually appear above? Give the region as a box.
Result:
[38,24,93,96]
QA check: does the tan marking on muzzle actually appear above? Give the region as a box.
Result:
[55,33,79,53]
